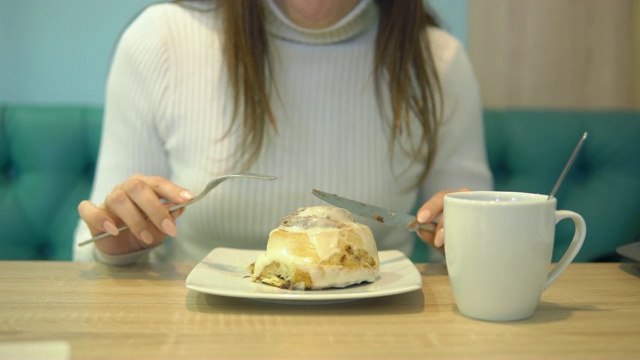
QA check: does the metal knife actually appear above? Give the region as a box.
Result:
[312,189,437,234]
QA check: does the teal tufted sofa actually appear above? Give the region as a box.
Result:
[1,105,639,262]
[484,110,640,262]
[0,105,102,260]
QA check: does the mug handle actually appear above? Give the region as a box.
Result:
[543,210,587,290]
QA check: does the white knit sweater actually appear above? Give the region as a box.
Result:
[73,0,493,263]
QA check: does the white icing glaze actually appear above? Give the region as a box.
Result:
[276,206,377,261]
[252,206,379,289]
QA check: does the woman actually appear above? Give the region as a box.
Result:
[74,0,492,264]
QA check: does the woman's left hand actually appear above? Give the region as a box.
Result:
[415,188,470,250]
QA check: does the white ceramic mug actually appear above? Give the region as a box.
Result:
[443,191,586,321]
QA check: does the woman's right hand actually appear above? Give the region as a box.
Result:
[78,174,194,255]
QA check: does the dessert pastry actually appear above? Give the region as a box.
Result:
[251,206,380,290]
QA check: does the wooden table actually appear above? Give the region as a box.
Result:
[0,261,639,359]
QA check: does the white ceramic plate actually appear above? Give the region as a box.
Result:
[185,248,422,304]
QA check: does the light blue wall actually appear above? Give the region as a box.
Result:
[427,0,468,46]
[0,0,160,105]
[0,0,468,105]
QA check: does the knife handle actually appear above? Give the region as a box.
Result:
[410,220,438,234]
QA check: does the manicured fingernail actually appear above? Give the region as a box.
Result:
[417,209,431,223]
[161,218,177,237]
[434,228,444,248]
[139,230,154,245]
[103,221,119,236]
[180,190,193,200]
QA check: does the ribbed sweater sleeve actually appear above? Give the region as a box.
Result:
[421,28,493,199]
[73,5,173,261]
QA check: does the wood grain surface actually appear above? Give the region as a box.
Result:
[1,261,639,359]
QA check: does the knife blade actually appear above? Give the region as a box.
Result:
[312,189,437,233]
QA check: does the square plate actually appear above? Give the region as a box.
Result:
[185,248,422,304]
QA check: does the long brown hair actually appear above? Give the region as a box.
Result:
[222,0,442,186]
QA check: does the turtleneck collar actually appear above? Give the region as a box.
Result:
[263,0,378,45]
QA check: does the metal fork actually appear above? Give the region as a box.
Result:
[78,173,277,247]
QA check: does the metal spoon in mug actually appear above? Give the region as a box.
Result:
[548,132,588,200]
[78,173,277,247]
